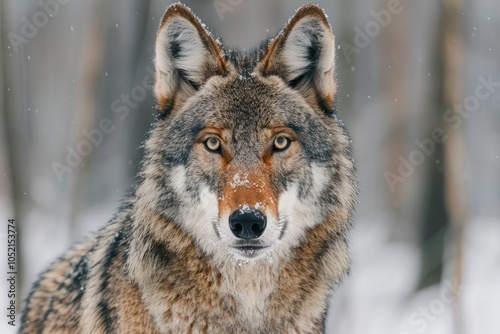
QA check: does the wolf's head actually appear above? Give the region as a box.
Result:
[136,4,357,264]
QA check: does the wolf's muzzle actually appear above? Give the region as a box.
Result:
[229,208,266,239]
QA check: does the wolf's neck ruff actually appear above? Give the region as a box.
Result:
[128,204,351,332]
[20,3,357,334]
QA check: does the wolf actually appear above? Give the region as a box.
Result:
[20,3,357,333]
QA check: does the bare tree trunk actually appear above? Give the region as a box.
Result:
[417,3,450,290]
[67,0,106,242]
[418,1,449,289]
[441,0,467,331]
[417,3,467,322]
[381,0,412,231]
[1,1,28,305]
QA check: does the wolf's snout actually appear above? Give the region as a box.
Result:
[229,209,266,239]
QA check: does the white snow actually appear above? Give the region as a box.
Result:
[326,217,500,334]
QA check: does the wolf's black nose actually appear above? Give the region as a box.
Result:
[229,208,266,239]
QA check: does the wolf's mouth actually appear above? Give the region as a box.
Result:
[230,245,268,258]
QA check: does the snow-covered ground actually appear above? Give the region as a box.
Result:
[327,217,500,333]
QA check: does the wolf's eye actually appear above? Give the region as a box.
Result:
[205,137,221,152]
[273,135,291,152]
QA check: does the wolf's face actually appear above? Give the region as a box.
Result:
[138,5,356,264]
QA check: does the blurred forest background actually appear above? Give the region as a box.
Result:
[1,0,499,333]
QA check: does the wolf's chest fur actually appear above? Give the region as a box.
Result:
[220,262,279,327]
[20,3,357,334]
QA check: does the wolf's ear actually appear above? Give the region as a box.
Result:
[155,4,230,111]
[257,5,336,111]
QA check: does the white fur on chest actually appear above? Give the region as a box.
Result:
[220,262,279,328]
